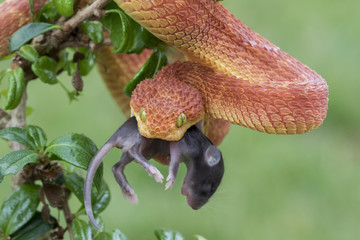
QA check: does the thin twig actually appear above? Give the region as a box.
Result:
[53,0,112,40]
[62,195,74,240]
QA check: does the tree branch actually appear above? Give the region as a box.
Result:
[6,90,28,190]
[0,108,11,130]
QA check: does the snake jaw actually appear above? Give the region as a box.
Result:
[132,106,203,141]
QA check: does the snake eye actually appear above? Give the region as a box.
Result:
[139,108,146,122]
[176,113,187,128]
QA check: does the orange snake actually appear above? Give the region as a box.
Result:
[0,0,328,143]
[115,0,328,142]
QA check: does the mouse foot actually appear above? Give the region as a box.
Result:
[129,149,164,183]
[146,165,164,183]
[121,185,139,204]
[165,174,176,190]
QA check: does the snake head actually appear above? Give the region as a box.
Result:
[130,69,204,141]
[180,135,224,209]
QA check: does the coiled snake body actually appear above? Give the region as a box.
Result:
[115,0,328,142]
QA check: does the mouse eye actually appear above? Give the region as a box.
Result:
[176,113,186,128]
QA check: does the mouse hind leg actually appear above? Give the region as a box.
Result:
[112,152,138,204]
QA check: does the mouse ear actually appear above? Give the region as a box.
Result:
[204,145,222,167]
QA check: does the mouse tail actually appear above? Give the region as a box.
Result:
[84,141,115,231]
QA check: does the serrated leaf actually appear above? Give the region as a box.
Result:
[37,0,59,22]
[81,21,104,44]
[10,23,61,52]
[5,67,25,110]
[26,125,47,150]
[95,231,111,240]
[18,45,39,63]
[46,133,97,169]
[124,49,167,96]
[31,56,58,84]
[54,0,74,17]
[154,229,184,240]
[112,229,128,240]
[72,218,92,240]
[11,211,54,240]
[0,127,36,150]
[0,184,41,238]
[0,149,40,176]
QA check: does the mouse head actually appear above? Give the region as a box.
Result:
[181,145,224,209]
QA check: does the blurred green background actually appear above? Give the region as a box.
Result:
[1,0,360,239]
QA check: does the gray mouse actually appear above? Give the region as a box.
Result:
[84,117,224,230]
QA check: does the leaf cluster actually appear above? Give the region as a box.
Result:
[0,125,109,238]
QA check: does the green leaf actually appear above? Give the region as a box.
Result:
[91,182,110,215]
[81,21,104,44]
[26,125,47,150]
[0,184,41,238]
[54,0,74,17]
[101,8,134,54]
[78,47,96,76]
[11,211,54,240]
[141,27,162,49]
[0,127,36,150]
[0,149,40,176]
[10,23,61,52]
[124,49,167,96]
[31,56,58,84]
[90,216,104,233]
[37,0,59,22]
[0,69,9,85]
[67,172,109,215]
[95,232,111,240]
[29,0,34,22]
[126,22,146,54]
[112,229,128,240]
[72,218,92,239]
[0,53,15,61]
[18,45,39,63]
[46,133,97,169]
[154,229,184,240]
[5,67,25,110]
[64,172,85,203]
